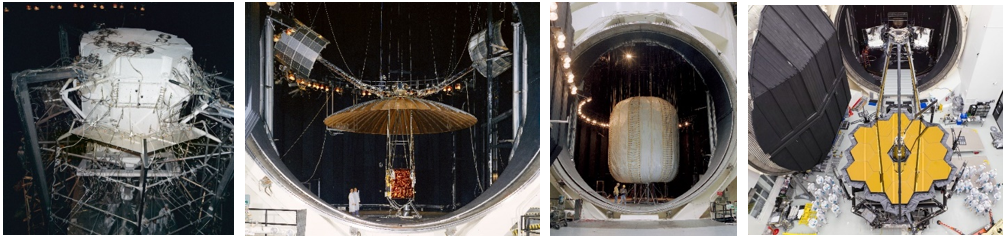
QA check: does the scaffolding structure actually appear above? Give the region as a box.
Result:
[12,28,234,235]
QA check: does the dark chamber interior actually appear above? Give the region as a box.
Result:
[573,45,711,199]
[837,5,960,90]
[271,3,517,212]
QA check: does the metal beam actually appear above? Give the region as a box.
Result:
[479,109,513,128]
[14,68,82,84]
[492,142,514,149]
[211,148,235,219]
[264,18,275,134]
[485,3,496,187]
[12,68,85,235]
[136,140,148,234]
[163,151,234,163]
[52,192,138,226]
[14,78,54,233]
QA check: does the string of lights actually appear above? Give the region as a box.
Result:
[551,3,578,97]
[7,3,146,12]
[267,2,478,99]
[577,98,610,128]
[320,58,474,98]
[554,2,602,128]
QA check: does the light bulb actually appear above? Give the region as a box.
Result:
[567,73,574,83]
[557,41,565,49]
[557,34,565,42]
[563,62,570,69]
[550,3,557,11]
[564,56,571,63]
[550,12,558,21]
[267,2,278,7]
[571,86,578,95]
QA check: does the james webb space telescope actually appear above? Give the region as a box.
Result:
[840,12,958,234]
[269,13,511,218]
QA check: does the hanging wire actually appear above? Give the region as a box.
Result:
[360,4,375,77]
[280,93,330,160]
[311,3,478,98]
[303,131,328,183]
[309,4,322,27]
[322,3,353,77]
[397,6,403,81]
[464,80,484,192]
[408,10,413,82]
[427,4,439,77]
[446,3,459,74]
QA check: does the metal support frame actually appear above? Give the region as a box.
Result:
[135,140,149,234]
[630,183,658,205]
[213,152,235,210]
[245,208,305,236]
[13,68,83,233]
[706,91,717,159]
[513,21,527,141]
[264,16,275,134]
[485,3,496,188]
[14,59,233,235]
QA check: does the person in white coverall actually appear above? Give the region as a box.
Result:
[348,188,359,217]
[352,188,361,217]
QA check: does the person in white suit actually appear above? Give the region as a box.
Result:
[348,188,359,216]
[352,188,361,217]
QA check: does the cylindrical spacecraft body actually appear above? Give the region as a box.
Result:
[77,28,195,136]
[607,96,679,184]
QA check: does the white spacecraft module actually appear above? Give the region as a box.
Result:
[607,96,679,183]
[864,26,885,50]
[911,26,933,50]
[60,28,216,154]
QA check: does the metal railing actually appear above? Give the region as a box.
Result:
[245,208,305,236]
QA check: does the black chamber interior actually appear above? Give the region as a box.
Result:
[573,45,712,198]
[272,3,517,211]
[837,5,959,89]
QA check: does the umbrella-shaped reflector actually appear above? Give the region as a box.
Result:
[323,97,477,135]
